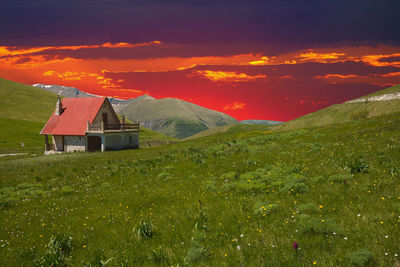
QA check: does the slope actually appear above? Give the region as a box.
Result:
[272,84,400,132]
[0,77,57,122]
[118,96,238,139]
[1,111,399,266]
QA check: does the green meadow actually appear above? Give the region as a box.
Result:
[1,112,400,266]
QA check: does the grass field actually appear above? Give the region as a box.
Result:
[1,112,399,266]
[0,78,57,122]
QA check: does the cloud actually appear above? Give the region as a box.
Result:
[297,51,346,63]
[315,72,400,87]
[195,70,266,82]
[224,102,246,111]
[42,70,141,93]
[315,74,360,79]
[361,53,400,67]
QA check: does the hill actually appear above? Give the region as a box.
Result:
[272,84,400,132]
[0,111,399,265]
[0,77,57,122]
[117,96,238,139]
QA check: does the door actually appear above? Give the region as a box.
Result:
[87,136,101,152]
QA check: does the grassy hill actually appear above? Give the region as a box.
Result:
[0,111,399,265]
[185,124,272,140]
[272,84,400,132]
[0,77,58,122]
[117,96,238,139]
[0,77,59,154]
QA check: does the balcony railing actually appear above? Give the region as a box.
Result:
[87,121,140,132]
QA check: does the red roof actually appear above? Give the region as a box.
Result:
[40,97,106,135]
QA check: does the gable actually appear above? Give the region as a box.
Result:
[92,98,120,125]
[40,97,108,136]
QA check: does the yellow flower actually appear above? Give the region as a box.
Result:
[321,220,325,223]
[83,245,86,248]
[319,205,323,209]
[313,261,317,265]
[380,221,384,224]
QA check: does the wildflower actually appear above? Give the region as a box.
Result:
[292,241,298,251]
[319,205,323,209]
[380,221,384,224]
[83,245,86,248]
[357,214,361,217]
[395,254,398,257]
[225,254,227,257]
[240,234,244,238]
[344,237,348,240]
[236,245,241,250]
[313,261,317,265]
[381,197,385,200]
[321,220,325,223]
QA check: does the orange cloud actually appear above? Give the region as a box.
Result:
[278,75,293,79]
[42,70,134,91]
[195,70,266,82]
[378,71,400,77]
[315,74,360,79]
[249,56,269,65]
[297,51,346,63]
[246,46,400,67]
[361,53,400,67]
[0,41,162,57]
[315,72,400,87]
[224,102,246,111]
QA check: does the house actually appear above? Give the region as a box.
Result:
[40,97,139,153]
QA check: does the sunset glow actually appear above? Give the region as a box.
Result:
[1,1,399,121]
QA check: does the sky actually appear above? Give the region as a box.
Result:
[1,0,400,121]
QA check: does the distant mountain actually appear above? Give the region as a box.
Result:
[33,83,238,139]
[272,84,400,132]
[240,120,283,126]
[32,83,96,98]
[116,97,238,139]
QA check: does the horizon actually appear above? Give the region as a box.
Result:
[1,0,400,121]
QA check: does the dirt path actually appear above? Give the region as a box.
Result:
[0,153,27,157]
[346,92,400,103]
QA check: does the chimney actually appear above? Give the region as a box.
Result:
[55,97,63,116]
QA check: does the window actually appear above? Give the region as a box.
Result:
[129,136,132,143]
